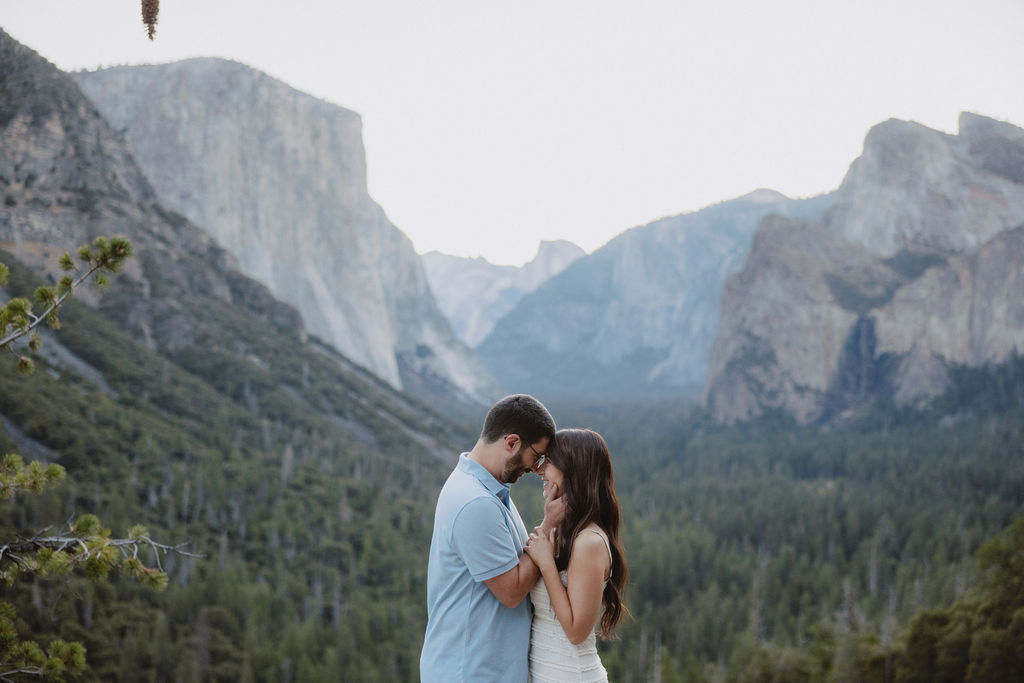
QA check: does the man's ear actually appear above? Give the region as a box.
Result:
[505,434,520,453]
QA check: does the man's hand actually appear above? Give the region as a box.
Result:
[540,481,565,535]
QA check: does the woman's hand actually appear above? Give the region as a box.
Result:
[525,526,557,572]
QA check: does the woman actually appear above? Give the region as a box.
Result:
[525,428,629,682]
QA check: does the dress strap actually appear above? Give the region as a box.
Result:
[580,527,613,577]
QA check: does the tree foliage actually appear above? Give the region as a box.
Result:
[895,517,1024,683]
[0,603,85,683]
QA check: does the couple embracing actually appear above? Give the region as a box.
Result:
[420,394,628,682]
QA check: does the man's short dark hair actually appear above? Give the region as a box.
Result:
[480,394,556,447]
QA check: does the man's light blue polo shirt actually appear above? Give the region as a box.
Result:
[420,454,531,682]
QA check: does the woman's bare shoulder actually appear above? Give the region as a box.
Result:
[571,525,610,560]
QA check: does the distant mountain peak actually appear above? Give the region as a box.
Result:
[742,188,789,204]
[422,241,585,348]
[534,239,584,255]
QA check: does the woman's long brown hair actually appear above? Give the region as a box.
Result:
[547,428,629,639]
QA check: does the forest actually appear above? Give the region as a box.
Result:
[545,398,1024,681]
[2,249,1023,681]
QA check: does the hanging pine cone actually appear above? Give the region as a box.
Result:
[141,0,159,40]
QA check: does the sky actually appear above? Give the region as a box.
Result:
[2,1,1023,266]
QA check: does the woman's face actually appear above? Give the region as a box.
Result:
[539,459,564,498]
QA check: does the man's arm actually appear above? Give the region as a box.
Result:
[483,552,540,608]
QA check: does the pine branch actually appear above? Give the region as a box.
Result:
[0,535,201,564]
[0,513,201,592]
[0,263,98,349]
[0,455,65,499]
[0,236,133,373]
[0,667,43,682]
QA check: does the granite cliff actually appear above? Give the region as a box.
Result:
[476,190,832,397]
[422,240,584,347]
[705,114,1024,422]
[71,59,498,405]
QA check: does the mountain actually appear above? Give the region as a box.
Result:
[475,190,832,398]
[70,59,499,406]
[1,28,470,677]
[0,30,468,465]
[421,240,584,347]
[705,114,1024,423]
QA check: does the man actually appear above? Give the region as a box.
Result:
[420,394,563,682]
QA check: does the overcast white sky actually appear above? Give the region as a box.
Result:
[3,1,1023,265]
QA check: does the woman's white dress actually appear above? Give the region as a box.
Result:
[528,528,612,682]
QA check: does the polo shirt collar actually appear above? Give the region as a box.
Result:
[458,453,511,500]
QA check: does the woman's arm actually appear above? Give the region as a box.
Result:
[526,528,609,645]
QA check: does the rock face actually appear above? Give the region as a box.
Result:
[872,226,1024,403]
[422,240,584,347]
[705,114,1024,422]
[71,59,498,405]
[476,190,832,398]
[705,217,905,422]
